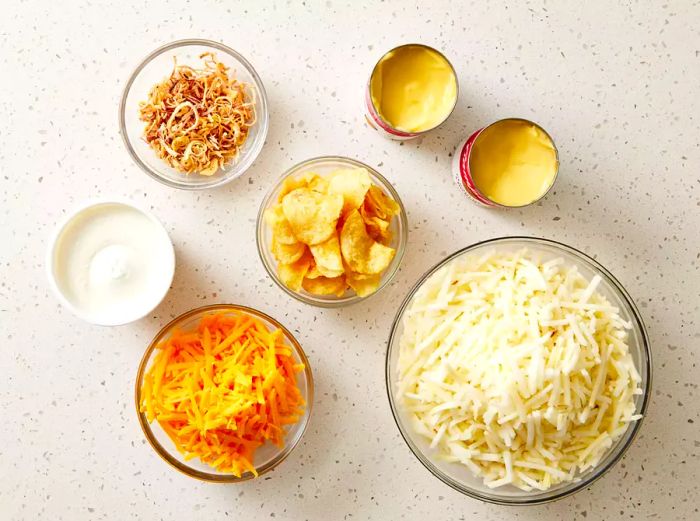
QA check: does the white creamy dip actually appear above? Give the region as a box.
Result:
[49,202,174,325]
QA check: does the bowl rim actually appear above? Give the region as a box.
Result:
[45,198,175,326]
[385,236,653,505]
[118,38,270,190]
[255,155,408,308]
[134,303,314,482]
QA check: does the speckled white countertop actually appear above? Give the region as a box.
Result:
[2,1,699,519]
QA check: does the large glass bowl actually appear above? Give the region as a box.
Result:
[256,156,408,307]
[134,304,313,482]
[385,237,652,505]
[120,39,269,190]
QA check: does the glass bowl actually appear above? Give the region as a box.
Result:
[134,304,313,482]
[385,237,652,505]
[119,39,269,190]
[256,156,408,307]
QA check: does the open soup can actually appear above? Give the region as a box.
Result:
[452,118,559,208]
[364,44,458,140]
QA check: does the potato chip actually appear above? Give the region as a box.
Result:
[264,204,297,244]
[268,168,401,299]
[306,262,323,280]
[308,175,330,193]
[364,185,400,220]
[302,275,347,297]
[360,206,392,244]
[309,234,344,278]
[271,238,306,264]
[346,271,381,297]
[327,168,372,216]
[282,188,343,245]
[340,210,396,274]
[278,250,313,291]
[277,171,318,201]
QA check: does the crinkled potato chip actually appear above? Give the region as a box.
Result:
[309,234,344,277]
[327,168,372,216]
[264,204,297,244]
[302,275,347,297]
[340,210,396,274]
[360,206,392,245]
[306,262,323,280]
[364,185,400,220]
[278,172,318,201]
[282,188,343,245]
[278,249,313,291]
[271,238,306,264]
[308,174,330,194]
[346,271,381,297]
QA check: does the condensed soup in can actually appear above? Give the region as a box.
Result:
[452,118,559,207]
[365,44,458,140]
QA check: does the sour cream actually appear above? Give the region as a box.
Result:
[48,201,175,325]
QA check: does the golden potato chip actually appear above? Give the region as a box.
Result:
[364,185,400,220]
[277,172,318,201]
[282,188,343,245]
[278,250,313,291]
[340,210,396,274]
[302,275,347,297]
[271,238,306,264]
[309,234,344,278]
[306,262,323,279]
[327,168,372,216]
[264,204,297,245]
[346,271,381,297]
[360,206,392,244]
[308,175,330,193]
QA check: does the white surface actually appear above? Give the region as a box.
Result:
[1,1,699,520]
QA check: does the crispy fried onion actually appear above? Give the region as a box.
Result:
[139,52,256,176]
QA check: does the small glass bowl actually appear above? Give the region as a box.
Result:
[119,39,269,190]
[134,304,313,482]
[256,156,408,307]
[386,237,652,505]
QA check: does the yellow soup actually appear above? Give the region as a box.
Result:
[470,120,558,207]
[370,45,457,133]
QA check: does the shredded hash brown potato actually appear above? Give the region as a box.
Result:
[139,52,256,176]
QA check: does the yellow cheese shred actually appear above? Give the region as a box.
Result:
[140,311,305,477]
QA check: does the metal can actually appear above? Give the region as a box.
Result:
[452,118,559,208]
[364,44,458,141]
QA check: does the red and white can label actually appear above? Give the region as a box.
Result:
[451,128,496,207]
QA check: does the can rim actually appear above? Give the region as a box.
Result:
[366,43,459,136]
[460,118,560,208]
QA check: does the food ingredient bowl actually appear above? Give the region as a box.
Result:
[385,237,651,505]
[256,156,408,307]
[135,304,313,482]
[46,199,175,326]
[120,39,269,190]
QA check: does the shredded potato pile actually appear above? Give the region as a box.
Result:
[139,52,256,176]
[397,250,642,491]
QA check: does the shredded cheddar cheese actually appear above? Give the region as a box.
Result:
[140,311,305,477]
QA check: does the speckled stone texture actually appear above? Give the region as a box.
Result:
[1,1,699,520]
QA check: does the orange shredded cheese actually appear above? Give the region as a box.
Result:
[140,311,305,477]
